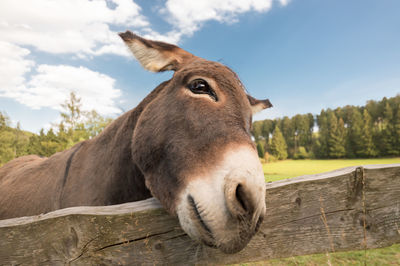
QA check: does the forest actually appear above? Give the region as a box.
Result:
[1,94,400,166]
[0,93,112,166]
[253,95,400,160]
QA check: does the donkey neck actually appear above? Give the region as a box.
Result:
[97,79,169,153]
[86,80,170,204]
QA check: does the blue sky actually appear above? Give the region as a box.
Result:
[0,0,399,132]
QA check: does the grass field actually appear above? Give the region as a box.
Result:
[247,243,400,265]
[256,158,400,265]
[263,157,400,182]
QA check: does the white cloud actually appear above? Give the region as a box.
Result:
[279,0,291,6]
[0,60,122,116]
[157,0,279,39]
[0,0,291,121]
[0,41,34,92]
[141,28,183,45]
[0,0,291,56]
[0,0,137,117]
[28,65,121,115]
[0,0,148,57]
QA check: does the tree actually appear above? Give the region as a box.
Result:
[365,99,379,124]
[393,107,400,155]
[0,131,14,165]
[315,110,329,158]
[256,142,265,158]
[27,134,41,156]
[306,113,315,151]
[252,94,400,159]
[0,111,10,129]
[37,128,65,157]
[251,121,263,141]
[379,102,396,156]
[347,107,363,157]
[60,92,83,130]
[293,115,303,155]
[0,113,14,165]
[261,120,274,143]
[57,93,113,148]
[359,109,377,157]
[293,146,309,159]
[0,112,30,165]
[293,114,314,155]
[270,125,288,160]
[12,122,28,157]
[0,94,114,165]
[327,112,346,158]
[280,117,294,157]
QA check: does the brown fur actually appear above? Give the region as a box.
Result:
[0,34,271,221]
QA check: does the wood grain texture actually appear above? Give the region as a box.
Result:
[1,164,399,265]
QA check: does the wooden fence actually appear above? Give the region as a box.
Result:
[1,164,399,265]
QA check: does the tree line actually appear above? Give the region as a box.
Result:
[1,93,400,166]
[0,93,112,166]
[253,95,400,160]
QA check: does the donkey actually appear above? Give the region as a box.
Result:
[0,31,272,254]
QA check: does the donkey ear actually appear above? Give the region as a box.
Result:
[119,31,194,72]
[247,94,272,114]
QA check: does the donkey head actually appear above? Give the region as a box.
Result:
[120,31,272,254]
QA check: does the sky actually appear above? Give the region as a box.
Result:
[0,0,399,133]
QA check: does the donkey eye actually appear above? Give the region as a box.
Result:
[187,79,218,101]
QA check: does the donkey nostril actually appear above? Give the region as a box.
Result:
[235,184,248,213]
[225,180,258,219]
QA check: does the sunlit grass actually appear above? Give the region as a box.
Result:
[263,157,400,182]
[241,243,400,265]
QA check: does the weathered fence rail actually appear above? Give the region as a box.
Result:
[1,164,399,265]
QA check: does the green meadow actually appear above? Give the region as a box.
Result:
[246,243,400,265]
[257,158,400,265]
[263,157,400,182]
